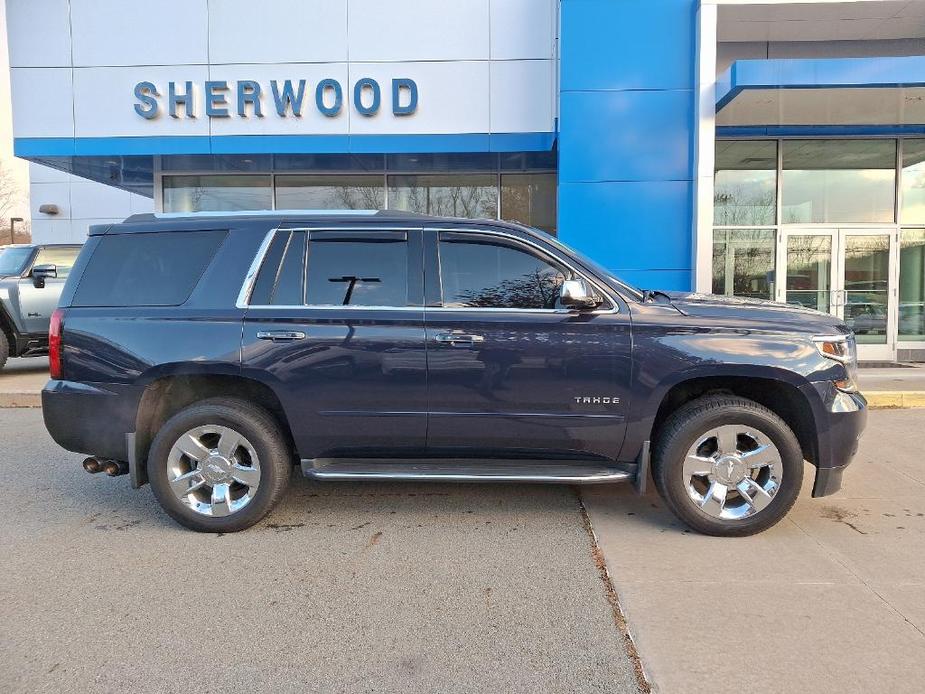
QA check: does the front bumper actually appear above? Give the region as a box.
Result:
[802,382,868,498]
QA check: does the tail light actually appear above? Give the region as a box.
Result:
[49,308,64,379]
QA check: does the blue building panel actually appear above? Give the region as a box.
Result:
[558,179,692,290]
[559,0,696,291]
[559,90,693,183]
[560,0,695,92]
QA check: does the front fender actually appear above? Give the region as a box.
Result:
[0,283,25,335]
[621,327,838,462]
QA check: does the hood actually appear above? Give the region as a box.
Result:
[664,291,849,335]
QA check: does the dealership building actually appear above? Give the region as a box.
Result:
[6,0,925,361]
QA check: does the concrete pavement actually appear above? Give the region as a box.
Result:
[583,409,925,694]
[0,408,642,694]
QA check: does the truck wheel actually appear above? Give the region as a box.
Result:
[147,398,292,533]
[652,394,803,537]
[0,331,8,370]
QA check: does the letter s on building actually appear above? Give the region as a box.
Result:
[134,81,160,119]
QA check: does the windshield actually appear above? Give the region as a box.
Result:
[539,232,645,301]
[0,247,32,276]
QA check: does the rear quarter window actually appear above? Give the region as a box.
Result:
[72,230,226,307]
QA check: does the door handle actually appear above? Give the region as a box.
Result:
[434,332,485,346]
[256,330,306,342]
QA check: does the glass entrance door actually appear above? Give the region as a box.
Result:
[778,228,898,361]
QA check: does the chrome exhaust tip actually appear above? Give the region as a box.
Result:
[103,460,128,477]
[103,460,129,477]
[82,457,103,474]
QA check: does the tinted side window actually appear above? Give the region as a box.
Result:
[306,232,408,307]
[34,247,80,279]
[438,235,570,309]
[249,231,306,306]
[73,231,226,307]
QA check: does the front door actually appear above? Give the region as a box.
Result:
[17,246,80,334]
[241,227,427,459]
[423,229,633,461]
[777,228,898,361]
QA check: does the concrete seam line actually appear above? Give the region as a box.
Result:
[576,490,652,694]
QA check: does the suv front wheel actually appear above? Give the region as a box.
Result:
[653,394,803,536]
[148,398,292,533]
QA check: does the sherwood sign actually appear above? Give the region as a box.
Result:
[133,78,419,119]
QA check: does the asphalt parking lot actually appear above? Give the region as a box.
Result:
[0,408,641,694]
[4,400,925,693]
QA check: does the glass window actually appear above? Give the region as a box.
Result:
[844,234,890,344]
[902,140,925,224]
[0,247,34,276]
[34,246,80,279]
[305,232,408,307]
[784,235,831,312]
[712,229,776,299]
[714,141,776,226]
[162,175,272,212]
[250,231,306,306]
[439,235,570,309]
[275,175,384,210]
[388,174,497,219]
[781,140,895,224]
[73,231,226,307]
[273,154,383,172]
[900,229,925,341]
[387,153,497,172]
[500,173,557,234]
[161,155,272,172]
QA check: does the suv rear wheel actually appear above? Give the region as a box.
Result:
[148,398,292,532]
[653,394,803,536]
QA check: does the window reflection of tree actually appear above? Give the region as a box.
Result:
[713,185,775,226]
[401,183,497,219]
[333,185,383,210]
[454,268,564,309]
[712,229,775,299]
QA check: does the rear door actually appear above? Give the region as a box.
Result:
[18,246,80,334]
[423,229,633,461]
[241,226,427,460]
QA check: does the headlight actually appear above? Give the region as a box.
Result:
[813,334,859,393]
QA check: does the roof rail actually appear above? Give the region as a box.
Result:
[123,209,388,222]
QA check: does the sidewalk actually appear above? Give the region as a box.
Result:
[583,408,925,694]
[0,357,47,407]
[1,359,924,409]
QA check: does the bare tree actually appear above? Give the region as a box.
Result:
[0,162,29,244]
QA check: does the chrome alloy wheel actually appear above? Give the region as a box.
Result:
[682,424,782,521]
[166,425,261,517]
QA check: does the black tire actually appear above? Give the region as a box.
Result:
[0,330,9,370]
[147,398,292,532]
[652,394,803,537]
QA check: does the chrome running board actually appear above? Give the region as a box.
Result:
[300,458,635,484]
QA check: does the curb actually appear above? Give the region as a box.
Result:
[0,393,41,408]
[865,391,925,409]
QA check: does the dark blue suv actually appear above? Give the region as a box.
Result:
[42,211,867,535]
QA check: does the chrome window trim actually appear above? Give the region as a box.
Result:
[235,228,278,309]
[237,224,621,315]
[427,226,620,315]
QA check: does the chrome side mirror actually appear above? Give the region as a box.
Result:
[559,278,599,310]
[31,263,57,288]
